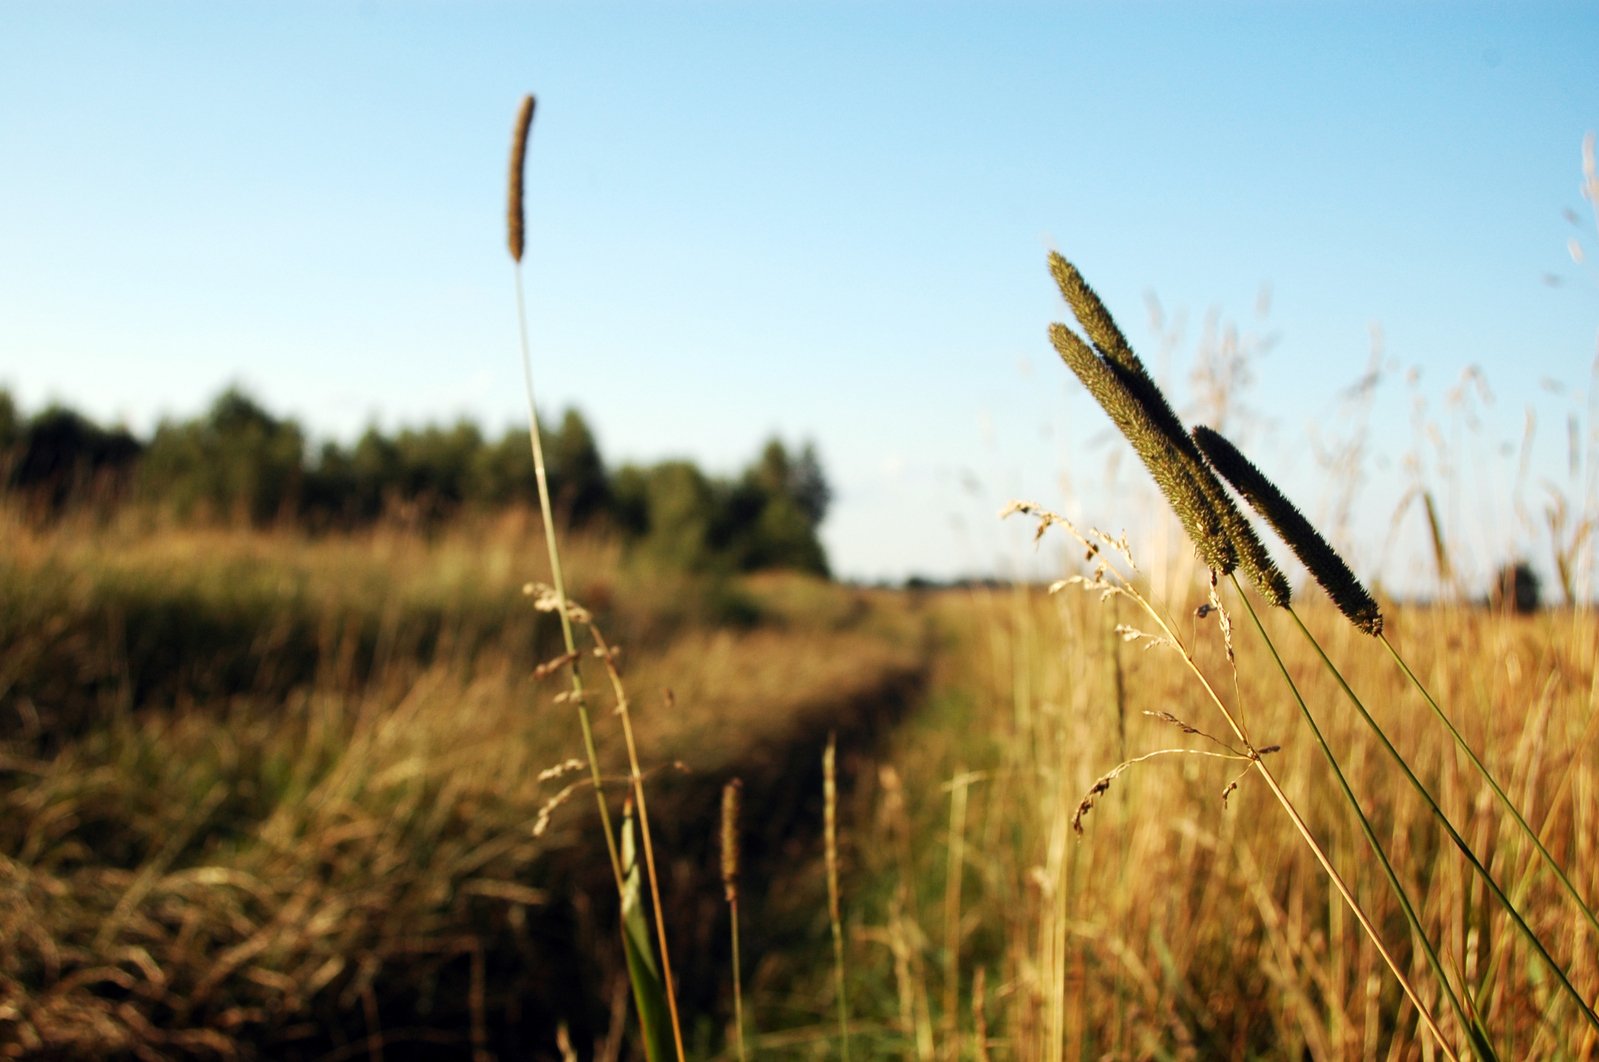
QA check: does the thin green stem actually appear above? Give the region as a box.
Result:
[1233,585,1487,1057]
[587,625,687,1058]
[1293,610,1598,1035]
[1381,633,1599,943]
[1122,570,1458,1060]
[515,267,624,894]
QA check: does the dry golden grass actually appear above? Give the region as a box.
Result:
[6,503,1595,1059]
[794,572,1598,1060]
[0,512,925,1058]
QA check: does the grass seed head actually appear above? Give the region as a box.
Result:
[1050,253,1195,453]
[720,779,742,903]
[1197,465,1293,608]
[507,94,536,263]
[1193,425,1382,634]
[1048,252,1137,365]
[1046,254,1292,594]
[1050,323,1237,574]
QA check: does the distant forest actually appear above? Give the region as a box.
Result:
[0,387,832,575]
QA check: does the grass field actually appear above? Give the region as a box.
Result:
[3,502,1595,1060]
[797,565,1598,1060]
[0,509,925,1058]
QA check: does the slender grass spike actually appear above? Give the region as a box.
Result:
[1047,254,1291,604]
[508,94,535,264]
[1194,424,1382,634]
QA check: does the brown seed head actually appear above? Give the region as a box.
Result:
[720,779,742,903]
[507,94,536,263]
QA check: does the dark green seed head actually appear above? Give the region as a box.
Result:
[1045,253,1291,603]
[1184,446,1292,607]
[1048,253,1137,368]
[1049,253,1203,473]
[1051,323,1237,574]
[507,94,536,263]
[1194,425,1382,634]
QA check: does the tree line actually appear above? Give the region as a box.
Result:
[0,387,832,575]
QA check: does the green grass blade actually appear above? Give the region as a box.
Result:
[621,801,675,1062]
[1381,634,1599,943]
[1233,584,1489,1058]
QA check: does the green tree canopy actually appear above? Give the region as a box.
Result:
[139,387,305,525]
[3,386,834,575]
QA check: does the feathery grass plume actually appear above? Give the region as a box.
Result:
[1194,425,1383,634]
[1050,323,1236,574]
[507,94,535,264]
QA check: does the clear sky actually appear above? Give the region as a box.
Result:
[3,2,1597,597]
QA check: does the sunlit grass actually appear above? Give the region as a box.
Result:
[0,513,924,1056]
[783,581,1597,1060]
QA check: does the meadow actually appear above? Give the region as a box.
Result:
[4,95,1597,1062]
[2,494,1595,1059]
[0,509,924,1058]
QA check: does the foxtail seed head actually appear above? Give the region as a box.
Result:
[1193,425,1382,634]
[720,779,742,904]
[1048,252,1137,367]
[1048,253,1291,602]
[1049,253,1192,450]
[1050,323,1236,574]
[507,94,536,263]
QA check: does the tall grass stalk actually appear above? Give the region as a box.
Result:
[1017,506,1457,1057]
[1381,635,1599,943]
[1228,582,1494,1056]
[506,92,684,1059]
[1196,419,1599,1031]
[1045,249,1599,1051]
[721,780,748,1062]
[825,732,852,1061]
[1034,249,1523,1055]
[507,94,618,886]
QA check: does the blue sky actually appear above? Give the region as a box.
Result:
[3,3,1597,596]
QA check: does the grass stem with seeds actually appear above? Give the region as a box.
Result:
[507,92,683,1060]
